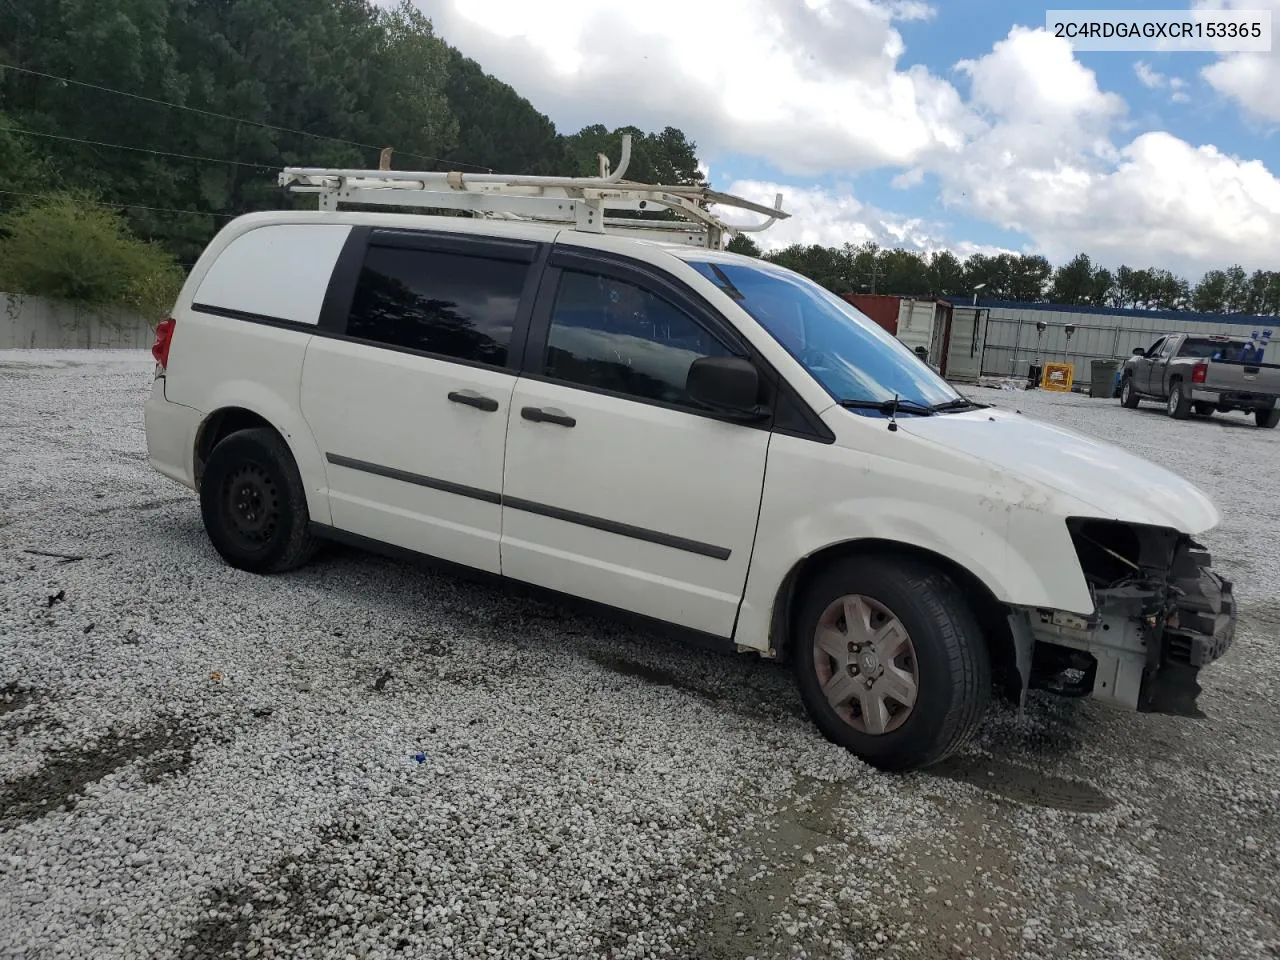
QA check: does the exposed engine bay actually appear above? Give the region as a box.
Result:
[1009,518,1237,716]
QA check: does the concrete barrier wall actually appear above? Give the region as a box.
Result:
[1,293,156,349]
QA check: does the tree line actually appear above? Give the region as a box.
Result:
[734,243,1280,316]
[1,0,1275,320]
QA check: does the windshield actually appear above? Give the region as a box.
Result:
[686,258,962,408]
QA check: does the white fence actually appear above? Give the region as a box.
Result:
[977,303,1277,378]
[1,293,156,349]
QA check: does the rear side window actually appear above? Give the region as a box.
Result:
[543,269,733,407]
[345,245,528,366]
[194,223,352,325]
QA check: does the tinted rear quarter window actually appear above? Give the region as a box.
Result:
[346,245,527,366]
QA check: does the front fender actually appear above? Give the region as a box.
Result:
[731,433,1095,654]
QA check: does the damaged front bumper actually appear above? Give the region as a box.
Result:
[1012,525,1237,717]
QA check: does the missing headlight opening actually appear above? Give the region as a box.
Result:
[1010,519,1236,718]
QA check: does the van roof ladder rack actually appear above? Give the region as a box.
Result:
[278,134,789,250]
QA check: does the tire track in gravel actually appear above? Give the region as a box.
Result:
[0,716,222,830]
[0,683,64,741]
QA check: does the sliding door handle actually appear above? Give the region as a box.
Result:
[521,406,576,428]
[448,390,499,412]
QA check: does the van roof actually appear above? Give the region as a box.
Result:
[218,209,769,267]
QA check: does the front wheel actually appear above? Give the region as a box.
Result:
[792,556,991,772]
[1120,376,1140,408]
[1257,407,1280,429]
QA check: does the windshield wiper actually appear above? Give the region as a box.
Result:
[838,398,933,416]
[706,262,745,301]
[929,397,985,412]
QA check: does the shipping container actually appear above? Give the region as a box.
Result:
[840,293,900,335]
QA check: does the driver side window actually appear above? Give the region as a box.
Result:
[1147,337,1166,357]
[542,269,734,408]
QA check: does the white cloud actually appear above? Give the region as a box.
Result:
[968,132,1280,271]
[936,27,1280,272]
[715,179,942,252]
[891,167,926,189]
[411,0,975,175]
[714,179,1017,260]
[406,2,1280,272]
[1134,60,1192,103]
[956,26,1125,126]
[1196,0,1280,121]
[884,1,936,21]
[1135,61,1164,89]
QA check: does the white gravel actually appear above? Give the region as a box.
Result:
[1,352,1277,960]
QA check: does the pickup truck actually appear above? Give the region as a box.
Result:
[1119,332,1280,427]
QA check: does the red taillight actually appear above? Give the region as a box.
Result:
[1192,362,1207,384]
[152,317,176,369]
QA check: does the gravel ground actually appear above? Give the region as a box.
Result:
[1,351,1277,960]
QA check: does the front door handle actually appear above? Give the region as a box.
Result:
[521,406,576,428]
[448,390,499,412]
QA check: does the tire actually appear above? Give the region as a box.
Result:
[1166,380,1191,419]
[1193,402,1215,417]
[1120,376,1140,408]
[792,556,991,772]
[199,427,317,574]
[1256,407,1280,429]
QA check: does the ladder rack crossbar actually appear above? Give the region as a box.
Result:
[277,135,789,250]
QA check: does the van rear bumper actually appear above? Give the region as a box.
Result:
[144,377,201,490]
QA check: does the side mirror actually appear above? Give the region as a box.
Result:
[687,356,768,420]
[1133,347,1145,356]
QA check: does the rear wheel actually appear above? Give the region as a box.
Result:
[1193,402,1215,417]
[1167,380,1191,419]
[1120,376,1140,408]
[199,427,317,574]
[792,556,991,772]
[1256,407,1280,429]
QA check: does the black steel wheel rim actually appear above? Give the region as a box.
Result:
[223,462,280,549]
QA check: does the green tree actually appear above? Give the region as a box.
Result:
[1088,267,1113,306]
[0,0,458,263]
[1047,253,1097,304]
[438,48,563,175]
[1243,270,1280,315]
[962,253,1004,299]
[873,249,931,297]
[0,193,185,321]
[1192,269,1229,312]
[563,124,704,185]
[726,234,761,257]
[1110,265,1139,308]
[1147,269,1190,310]
[1221,264,1250,313]
[1008,254,1051,301]
[926,251,966,298]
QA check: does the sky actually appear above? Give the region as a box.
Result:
[405,0,1280,277]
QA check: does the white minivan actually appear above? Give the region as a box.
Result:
[144,165,1237,771]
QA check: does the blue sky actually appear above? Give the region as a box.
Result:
[413,0,1279,278]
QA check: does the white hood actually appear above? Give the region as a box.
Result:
[897,406,1221,534]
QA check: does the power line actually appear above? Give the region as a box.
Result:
[0,62,493,173]
[4,127,281,170]
[0,188,243,220]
